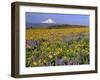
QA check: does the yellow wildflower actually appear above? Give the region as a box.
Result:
[33,62,37,65]
[48,54,53,59]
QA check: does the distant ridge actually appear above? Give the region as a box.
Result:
[26,23,57,28]
[48,24,88,29]
[26,22,88,29]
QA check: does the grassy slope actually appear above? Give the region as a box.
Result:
[26,27,89,40]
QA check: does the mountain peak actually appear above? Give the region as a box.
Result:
[42,18,56,24]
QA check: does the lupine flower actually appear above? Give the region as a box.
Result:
[26,40,40,47]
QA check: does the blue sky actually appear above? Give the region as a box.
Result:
[26,12,90,26]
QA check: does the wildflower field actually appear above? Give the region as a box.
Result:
[26,27,89,67]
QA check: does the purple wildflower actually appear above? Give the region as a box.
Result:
[26,40,40,47]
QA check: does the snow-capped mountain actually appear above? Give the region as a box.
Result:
[26,18,57,28]
[42,18,56,24]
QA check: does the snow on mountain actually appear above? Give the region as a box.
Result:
[42,18,56,24]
